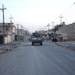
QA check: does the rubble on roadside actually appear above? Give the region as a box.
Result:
[56,41,75,50]
[0,41,21,54]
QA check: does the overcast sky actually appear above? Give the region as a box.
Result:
[0,0,75,32]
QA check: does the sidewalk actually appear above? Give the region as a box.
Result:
[56,41,75,50]
[0,41,21,54]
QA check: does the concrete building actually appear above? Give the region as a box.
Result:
[55,23,75,41]
[15,28,30,41]
[0,23,16,44]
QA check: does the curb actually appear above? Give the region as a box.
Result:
[55,42,75,50]
[0,49,7,54]
[0,42,21,54]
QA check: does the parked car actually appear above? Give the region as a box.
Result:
[52,37,57,42]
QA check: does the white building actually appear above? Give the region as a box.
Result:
[0,23,16,44]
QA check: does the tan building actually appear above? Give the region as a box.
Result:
[55,23,75,41]
[0,23,16,44]
[15,28,30,41]
[15,29,26,36]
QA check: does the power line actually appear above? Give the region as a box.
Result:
[62,3,75,15]
[0,2,21,27]
[6,8,20,24]
[53,2,75,24]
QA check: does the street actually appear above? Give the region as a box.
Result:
[0,41,75,75]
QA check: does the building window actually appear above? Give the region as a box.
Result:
[6,28,9,31]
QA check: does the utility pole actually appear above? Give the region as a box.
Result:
[51,21,54,29]
[9,16,13,25]
[0,4,6,44]
[59,15,63,24]
[9,16,13,42]
[47,23,50,31]
[20,25,23,36]
[17,24,19,35]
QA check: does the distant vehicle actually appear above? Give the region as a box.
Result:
[52,37,57,42]
[30,32,43,45]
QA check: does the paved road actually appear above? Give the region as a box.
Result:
[0,41,75,75]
